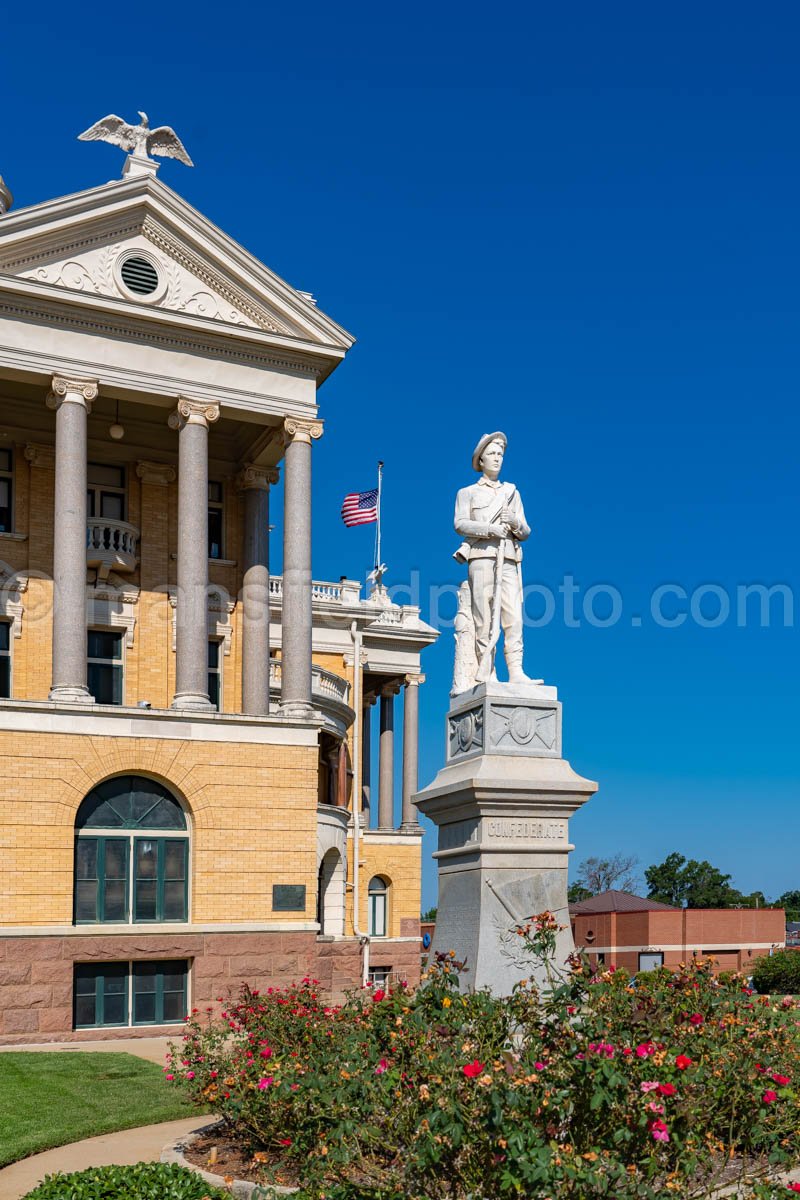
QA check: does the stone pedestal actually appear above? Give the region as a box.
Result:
[414,681,597,994]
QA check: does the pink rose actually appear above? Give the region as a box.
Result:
[649,1118,670,1143]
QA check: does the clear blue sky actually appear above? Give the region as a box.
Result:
[3,2,798,909]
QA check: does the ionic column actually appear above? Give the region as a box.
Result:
[237,463,278,716]
[401,673,425,829]
[46,375,98,703]
[168,397,220,710]
[280,417,322,715]
[378,683,399,829]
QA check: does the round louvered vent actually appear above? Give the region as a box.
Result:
[119,255,159,295]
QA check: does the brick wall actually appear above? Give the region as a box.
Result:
[574,906,786,974]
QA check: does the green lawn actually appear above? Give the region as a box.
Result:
[0,1052,201,1167]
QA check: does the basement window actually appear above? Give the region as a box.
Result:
[74,960,188,1028]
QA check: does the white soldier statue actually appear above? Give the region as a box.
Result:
[453,431,539,691]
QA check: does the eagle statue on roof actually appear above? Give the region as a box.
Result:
[78,112,193,167]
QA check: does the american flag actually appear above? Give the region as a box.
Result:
[341,487,379,527]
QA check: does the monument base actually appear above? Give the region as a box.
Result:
[414,681,597,995]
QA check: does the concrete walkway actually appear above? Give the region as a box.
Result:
[0,1116,210,1200]
[0,1037,172,1066]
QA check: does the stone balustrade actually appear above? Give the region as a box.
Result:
[86,517,139,578]
[269,658,351,708]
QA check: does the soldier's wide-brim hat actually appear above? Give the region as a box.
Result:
[472,431,507,472]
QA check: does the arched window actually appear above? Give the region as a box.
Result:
[368,875,389,938]
[74,776,188,925]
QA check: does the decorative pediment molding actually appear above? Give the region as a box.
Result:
[168,587,236,655]
[87,575,140,647]
[15,232,282,334]
[0,177,354,351]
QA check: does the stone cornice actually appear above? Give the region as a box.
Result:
[0,289,335,379]
[136,460,176,486]
[168,397,221,430]
[236,463,280,490]
[284,416,324,446]
[45,374,98,411]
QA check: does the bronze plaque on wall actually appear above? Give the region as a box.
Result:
[272,884,306,912]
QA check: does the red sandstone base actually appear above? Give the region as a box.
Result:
[0,931,421,1044]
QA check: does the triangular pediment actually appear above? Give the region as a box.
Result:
[0,175,354,351]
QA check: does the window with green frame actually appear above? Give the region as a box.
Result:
[74,960,188,1029]
[87,629,124,705]
[74,776,188,925]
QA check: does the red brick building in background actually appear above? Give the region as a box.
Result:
[571,891,786,974]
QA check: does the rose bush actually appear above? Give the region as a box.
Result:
[168,916,800,1198]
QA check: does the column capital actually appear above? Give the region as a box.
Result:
[136,460,176,486]
[236,463,280,491]
[404,673,426,687]
[283,416,323,446]
[380,681,402,698]
[24,442,55,470]
[168,397,221,431]
[46,375,98,412]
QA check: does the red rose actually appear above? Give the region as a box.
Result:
[689,1013,703,1026]
[772,1073,791,1086]
[372,989,386,1003]
[762,1090,777,1104]
[787,1183,800,1192]
[675,1055,693,1071]
[657,1083,677,1097]
[463,1059,485,1078]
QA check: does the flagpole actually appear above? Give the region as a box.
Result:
[375,460,384,588]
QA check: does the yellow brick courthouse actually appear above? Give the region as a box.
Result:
[0,147,435,1041]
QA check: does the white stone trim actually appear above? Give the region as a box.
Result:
[87,577,139,648]
[169,590,235,656]
[0,700,320,744]
[0,561,28,638]
[360,831,424,845]
[0,922,322,937]
[580,942,783,954]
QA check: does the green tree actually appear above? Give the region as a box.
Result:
[776,890,800,922]
[645,853,746,908]
[421,906,437,922]
[751,948,800,995]
[568,883,592,903]
[644,852,687,906]
[681,859,743,908]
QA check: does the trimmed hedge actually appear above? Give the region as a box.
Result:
[22,1160,228,1199]
[752,948,800,995]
